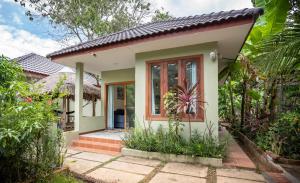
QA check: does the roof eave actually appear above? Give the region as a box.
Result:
[49,16,259,61]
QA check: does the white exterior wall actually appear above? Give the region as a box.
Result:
[68,99,101,117]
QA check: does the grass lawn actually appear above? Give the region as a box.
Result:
[46,173,83,183]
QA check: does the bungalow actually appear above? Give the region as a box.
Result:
[47,8,263,150]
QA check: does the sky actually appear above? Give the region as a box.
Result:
[0,0,253,58]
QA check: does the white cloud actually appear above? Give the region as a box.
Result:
[151,0,253,17]
[0,25,62,58]
[12,13,22,25]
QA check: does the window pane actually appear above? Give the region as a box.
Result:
[167,63,178,90]
[151,65,161,115]
[185,61,197,89]
[185,61,197,114]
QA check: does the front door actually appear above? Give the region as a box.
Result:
[106,82,135,129]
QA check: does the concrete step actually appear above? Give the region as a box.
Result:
[71,146,121,156]
[79,136,122,145]
[72,139,122,152]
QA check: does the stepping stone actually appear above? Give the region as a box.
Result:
[161,162,208,178]
[217,169,265,182]
[217,176,265,183]
[71,151,114,162]
[117,156,161,167]
[104,161,154,175]
[66,148,82,155]
[149,172,206,183]
[64,157,101,174]
[87,167,144,183]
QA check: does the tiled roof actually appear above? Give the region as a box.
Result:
[14,53,98,85]
[15,53,64,75]
[47,8,263,58]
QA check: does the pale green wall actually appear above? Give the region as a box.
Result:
[100,68,135,115]
[80,116,105,133]
[135,43,219,138]
[102,68,135,83]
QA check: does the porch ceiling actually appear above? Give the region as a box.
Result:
[51,21,253,74]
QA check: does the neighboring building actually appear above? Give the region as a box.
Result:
[14,53,101,131]
[15,53,64,81]
[47,8,263,145]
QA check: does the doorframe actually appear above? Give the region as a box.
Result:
[104,81,135,130]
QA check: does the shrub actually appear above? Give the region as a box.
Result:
[123,122,228,158]
[256,112,300,159]
[0,56,64,182]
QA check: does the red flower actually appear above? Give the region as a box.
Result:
[25,97,32,103]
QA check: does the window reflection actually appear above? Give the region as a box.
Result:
[151,65,161,115]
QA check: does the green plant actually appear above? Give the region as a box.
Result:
[163,90,184,137]
[176,79,202,140]
[256,112,300,159]
[122,120,228,158]
[0,56,65,182]
[44,172,83,183]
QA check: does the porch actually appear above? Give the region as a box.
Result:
[70,130,126,155]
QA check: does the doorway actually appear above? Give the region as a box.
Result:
[106,82,135,129]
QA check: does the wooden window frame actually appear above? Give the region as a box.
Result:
[146,55,204,121]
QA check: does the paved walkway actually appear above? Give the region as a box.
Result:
[64,148,268,183]
[220,127,256,169]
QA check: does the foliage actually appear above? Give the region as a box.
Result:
[176,79,202,140]
[163,90,184,137]
[17,0,172,43]
[0,56,65,182]
[219,0,300,159]
[123,123,228,158]
[151,7,173,22]
[256,112,300,159]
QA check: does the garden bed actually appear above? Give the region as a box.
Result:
[121,147,222,167]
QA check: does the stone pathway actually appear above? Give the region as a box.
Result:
[64,148,268,183]
[220,127,256,169]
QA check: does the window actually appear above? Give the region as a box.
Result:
[151,65,161,115]
[146,55,204,121]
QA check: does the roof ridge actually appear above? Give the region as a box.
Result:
[14,52,36,62]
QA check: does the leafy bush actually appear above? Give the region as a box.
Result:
[123,122,228,158]
[256,112,300,159]
[0,56,64,182]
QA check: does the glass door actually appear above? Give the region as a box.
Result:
[125,84,135,129]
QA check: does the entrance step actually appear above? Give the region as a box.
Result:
[71,136,123,155]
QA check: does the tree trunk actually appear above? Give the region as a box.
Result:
[240,81,247,130]
[228,78,236,123]
[269,80,278,122]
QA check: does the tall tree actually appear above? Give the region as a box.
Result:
[151,7,173,22]
[17,0,172,43]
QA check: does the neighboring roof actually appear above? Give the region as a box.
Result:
[14,53,98,85]
[48,8,263,58]
[36,71,100,100]
[15,53,64,75]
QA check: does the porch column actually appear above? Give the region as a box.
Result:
[75,62,83,131]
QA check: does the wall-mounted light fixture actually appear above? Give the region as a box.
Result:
[209,50,217,62]
[90,52,97,57]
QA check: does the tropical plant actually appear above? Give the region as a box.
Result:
[0,56,65,182]
[163,90,184,137]
[256,112,300,159]
[176,79,203,140]
[123,123,228,158]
